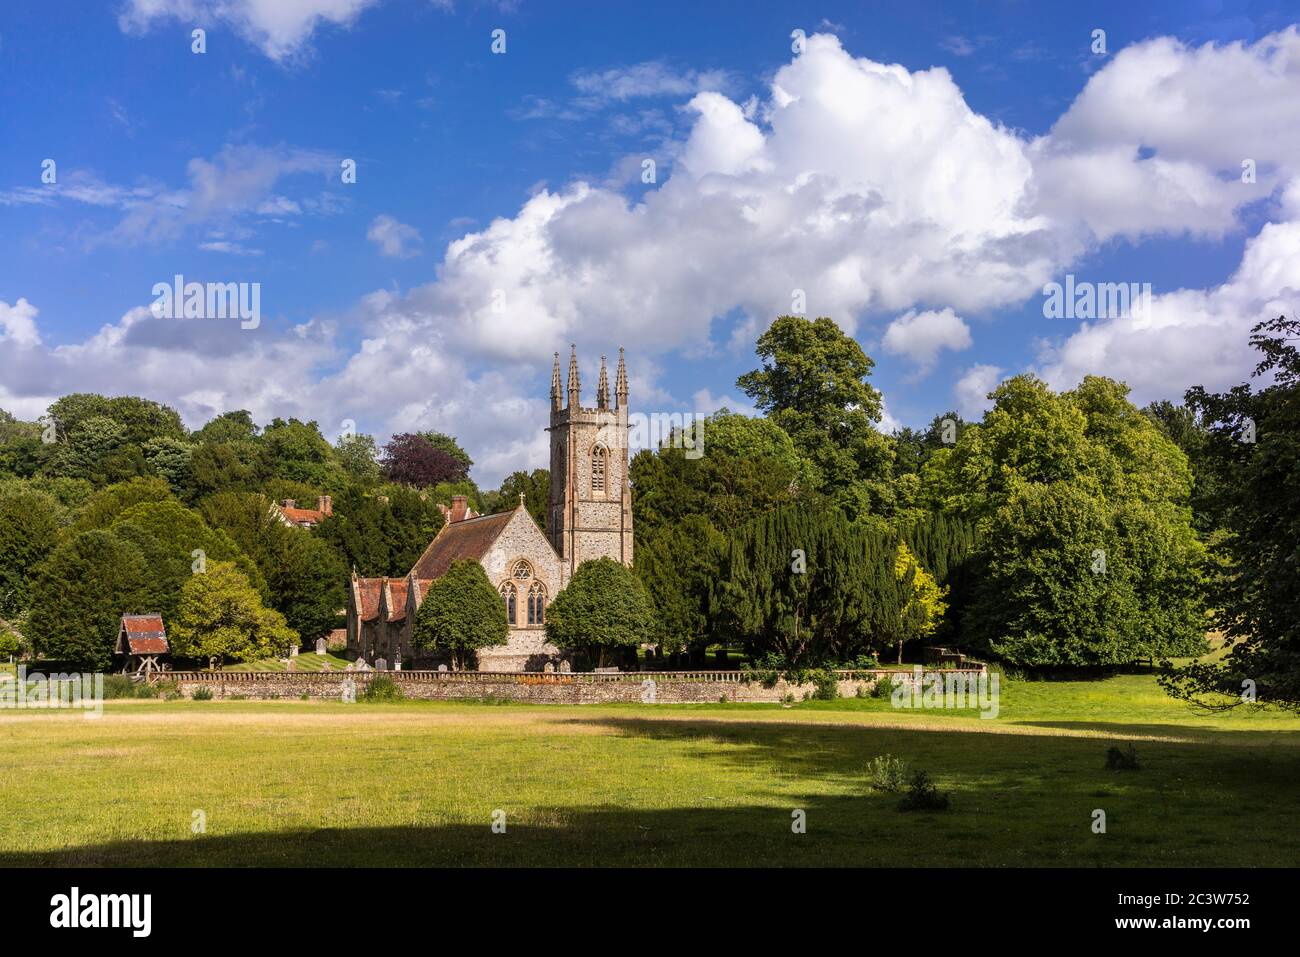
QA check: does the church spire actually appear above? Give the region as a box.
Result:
[566,343,581,408]
[551,352,562,411]
[615,347,628,409]
[597,355,610,409]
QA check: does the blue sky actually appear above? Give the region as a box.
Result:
[2,0,1299,485]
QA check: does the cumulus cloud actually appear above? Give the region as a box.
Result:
[0,298,42,347]
[1031,28,1300,243]
[1036,220,1300,403]
[882,307,972,374]
[117,0,379,62]
[954,364,1004,419]
[367,214,423,258]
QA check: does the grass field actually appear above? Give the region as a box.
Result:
[2,673,1298,867]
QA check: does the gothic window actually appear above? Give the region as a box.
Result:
[512,559,532,580]
[591,444,607,494]
[527,581,547,625]
[499,582,517,625]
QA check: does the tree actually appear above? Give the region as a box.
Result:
[1163,315,1300,709]
[26,530,151,670]
[381,433,461,487]
[495,469,549,527]
[412,559,508,669]
[419,432,473,481]
[110,499,268,622]
[70,476,173,533]
[199,491,348,642]
[336,433,381,487]
[545,557,655,668]
[0,487,63,619]
[887,542,947,664]
[738,316,895,518]
[191,410,259,444]
[169,561,296,668]
[261,418,345,489]
[316,485,444,576]
[711,506,900,666]
[926,374,1205,667]
[634,514,725,658]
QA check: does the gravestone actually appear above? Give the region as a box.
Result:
[289,644,299,657]
[394,655,402,672]
[286,658,296,672]
[437,664,448,673]
[341,678,356,703]
[375,657,388,672]
[321,661,331,672]
[315,637,327,655]
[559,660,571,673]
[543,661,555,674]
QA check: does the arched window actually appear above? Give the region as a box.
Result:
[512,559,532,580]
[527,581,547,625]
[499,582,517,625]
[591,445,607,493]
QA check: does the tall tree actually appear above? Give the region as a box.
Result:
[737,316,895,518]
[545,557,655,668]
[1163,315,1300,709]
[381,433,461,488]
[169,561,296,668]
[412,559,508,669]
[26,530,151,670]
[0,487,64,619]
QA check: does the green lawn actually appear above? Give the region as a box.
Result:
[2,673,1298,867]
[221,651,352,672]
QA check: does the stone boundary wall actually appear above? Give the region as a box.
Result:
[165,668,988,705]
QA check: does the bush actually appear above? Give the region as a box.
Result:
[360,675,404,702]
[101,674,140,699]
[898,770,950,812]
[867,754,910,793]
[191,685,213,701]
[871,674,898,699]
[1105,744,1140,771]
[812,669,838,700]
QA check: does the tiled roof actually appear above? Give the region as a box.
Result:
[409,511,513,580]
[280,506,327,525]
[354,578,383,622]
[385,578,410,622]
[118,614,168,655]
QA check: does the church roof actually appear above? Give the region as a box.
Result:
[385,578,410,622]
[409,511,514,580]
[353,577,383,622]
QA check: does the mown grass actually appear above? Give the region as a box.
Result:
[222,651,352,672]
[1,673,1297,867]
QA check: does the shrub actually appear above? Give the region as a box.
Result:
[871,675,897,699]
[812,669,838,700]
[867,754,910,793]
[191,685,213,701]
[1105,744,1140,771]
[360,675,404,702]
[718,693,728,703]
[101,674,140,699]
[898,770,950,812]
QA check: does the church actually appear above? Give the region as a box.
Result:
[345,346,634,671]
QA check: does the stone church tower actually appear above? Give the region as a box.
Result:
[548,345,634,576]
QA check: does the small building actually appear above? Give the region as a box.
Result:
[274,495,334,528]
[115,614,169,675]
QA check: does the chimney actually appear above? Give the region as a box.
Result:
[318,494,332,517]
[450,495,468,523]
[281,499,296,509]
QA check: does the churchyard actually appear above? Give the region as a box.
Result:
[3,672,1298,867]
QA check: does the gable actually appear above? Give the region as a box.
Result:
[408,511,514,580]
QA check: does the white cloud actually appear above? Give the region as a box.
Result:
[1036,219,1300,403]
[882,307,972,374]
[954,364,1004,419]
[117,0,379,62]
[367,214,423,258]
[1032,28,1300,243]
[569,61,733,104]
[0,298,42,347]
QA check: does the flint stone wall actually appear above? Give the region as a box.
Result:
[165,668,986,704]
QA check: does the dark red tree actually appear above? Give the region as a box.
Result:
[381,433,460,487]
